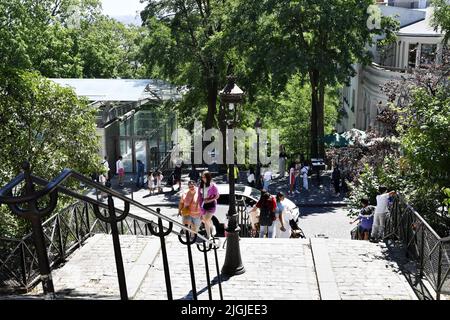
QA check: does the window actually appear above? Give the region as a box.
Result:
[408,43,418,68]
[420,44,437,67]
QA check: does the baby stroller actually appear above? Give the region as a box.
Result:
[289,218,306,239]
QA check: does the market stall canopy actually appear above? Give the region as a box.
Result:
[341,129,367,144]
[323,133,350,148]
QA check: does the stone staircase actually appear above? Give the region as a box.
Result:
[14,235,418,300]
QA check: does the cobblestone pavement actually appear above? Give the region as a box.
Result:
[324,239,417,300]
[298,207,353,239]
[29,234,157,299]
[135,237,320,300]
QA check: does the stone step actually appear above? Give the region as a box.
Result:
[6,236,418,300]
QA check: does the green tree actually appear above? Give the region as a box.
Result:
[140,0,232,130]
[231,0,398,158]
[0,69,100,237]
[431,0,450,43]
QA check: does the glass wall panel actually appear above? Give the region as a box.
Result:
[120,139,133,172]
[135,140,147,171]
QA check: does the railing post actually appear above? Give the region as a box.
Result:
[20,242,28,288]
[419,225,425,278]
[149,209,173,300]
[106,196,128,300]
[197,241,213,300]
[30,215,56,298]
[179,228,197,300]
[436,243,442,300]
[57,215,65,261]
[212,237,223,300]
[85,202,91,235]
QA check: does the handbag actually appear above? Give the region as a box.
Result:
[202,186,216,211]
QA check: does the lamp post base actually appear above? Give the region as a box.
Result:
[221,230,245,276]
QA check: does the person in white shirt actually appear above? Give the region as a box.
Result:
[247,168,255,188]
[301,165,309,191]
[371,186,396,242]
[263,168,272,191]
[116,156,125,187]
[102,156,110,180]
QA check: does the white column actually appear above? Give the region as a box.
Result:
[416,43,421,68]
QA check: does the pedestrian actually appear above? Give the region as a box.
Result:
[370,186,396,242]
[262,167,272,191]
[116,156,125,187]
[147,171,155,195]
[278,145,287,178]
[198,171,220,239]
[136,160,145,188]
[227,166,240,183]
[154,170,164,193]
[332,166,341,196]
[254,191,276,238]
[301,164,309,191]
[294,161,301,193]
[172,160,183,191]
[102,156,110,181]
[274,192,287,238]
[98,171,108,201]
[188,165,200,184]
[179,180,202,236]
[277,193,296,238]
[350,198,375,240]
[247,168,255,188]
[288,163,295,196]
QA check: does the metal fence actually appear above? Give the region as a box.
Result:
[385,195,450,299]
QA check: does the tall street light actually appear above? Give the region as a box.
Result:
[254,118,263,190]
[220,75,245,276]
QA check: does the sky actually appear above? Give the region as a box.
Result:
[101,0,147,17]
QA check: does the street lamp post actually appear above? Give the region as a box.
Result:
[254,118,262,190]
[220,76,245,277]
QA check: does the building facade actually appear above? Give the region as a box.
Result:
[337,4,446,134]
[51,79,183,173]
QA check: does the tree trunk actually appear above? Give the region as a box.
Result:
[205,77,218,130]
[309,69,319,159]
[318,79,325,158]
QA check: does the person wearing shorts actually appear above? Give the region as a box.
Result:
[179,181,202,235]
[350,198,374,240]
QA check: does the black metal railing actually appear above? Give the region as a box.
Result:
[385,195,450,300]
[0,163,222,300]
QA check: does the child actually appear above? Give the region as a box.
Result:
[147,171,155,195]
[350,198,375,240]
[154,170,164,193]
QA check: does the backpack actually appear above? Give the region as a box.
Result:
[259,199,275,226]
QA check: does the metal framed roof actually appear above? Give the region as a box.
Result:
[50,78,186,102]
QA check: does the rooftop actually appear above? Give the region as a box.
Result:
[50,78,186,103]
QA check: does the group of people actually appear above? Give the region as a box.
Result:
[288,162,310,195]
[250,191,298,239]
[350,186,396,242]
[178,171,219,239]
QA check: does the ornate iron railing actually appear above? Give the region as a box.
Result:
[0,163,222,300]
[385,195,450,300]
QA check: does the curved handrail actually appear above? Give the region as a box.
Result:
[0,169,216,246]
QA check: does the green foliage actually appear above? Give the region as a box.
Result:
[347,164,380,216]
[0,0,144,79]
[0,69,100,237]
[431,0,450,43]
[399,86,450,186]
